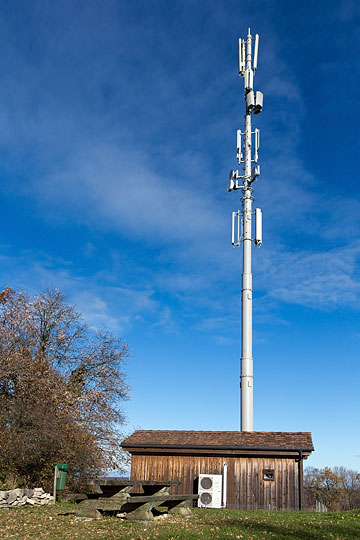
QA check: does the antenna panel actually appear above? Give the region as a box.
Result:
[253,34,259,71]
[237,130,243,163]
[254,128,260,163]
[255,208,262,246]
[232,211,241,247]
[245,69,253,91]
[238,39,245,75]
[231,212,236,245]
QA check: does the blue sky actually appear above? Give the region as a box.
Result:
[1,0,360,472]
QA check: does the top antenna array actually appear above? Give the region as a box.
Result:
[238,32,259,76]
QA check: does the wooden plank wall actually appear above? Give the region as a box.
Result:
[130,454,299,510]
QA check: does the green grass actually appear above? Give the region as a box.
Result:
[0,503,359,540]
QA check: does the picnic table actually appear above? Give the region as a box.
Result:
[75,478,199,521]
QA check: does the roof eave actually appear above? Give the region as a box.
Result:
[122,443,314,453]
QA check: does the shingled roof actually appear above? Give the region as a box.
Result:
[122,430,314,452]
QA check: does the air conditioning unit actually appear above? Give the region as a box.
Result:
[198,474,222,508]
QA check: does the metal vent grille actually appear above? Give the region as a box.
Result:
[200,492,212,506]
[200,477,212,490]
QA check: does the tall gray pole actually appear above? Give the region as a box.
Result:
[228,28,263,432]
[241,31,254,431]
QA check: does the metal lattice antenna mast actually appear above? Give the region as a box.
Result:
[227,29,263,431]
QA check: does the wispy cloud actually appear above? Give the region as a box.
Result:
[29,142,226,245]
[258,241,360,309]
[0,250,160,335]
[152,306,179,334]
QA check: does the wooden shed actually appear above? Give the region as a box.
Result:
[122,430,314,510]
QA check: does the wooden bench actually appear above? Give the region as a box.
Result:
[75,478,199,521]
[84,478,181,497]
[119,493,199,521]
[76,493,199,521]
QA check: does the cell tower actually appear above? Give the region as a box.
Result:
[227,29,263,432]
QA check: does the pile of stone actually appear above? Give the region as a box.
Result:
[0,488,54,508]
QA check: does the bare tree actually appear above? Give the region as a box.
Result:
[0,287,130,489]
